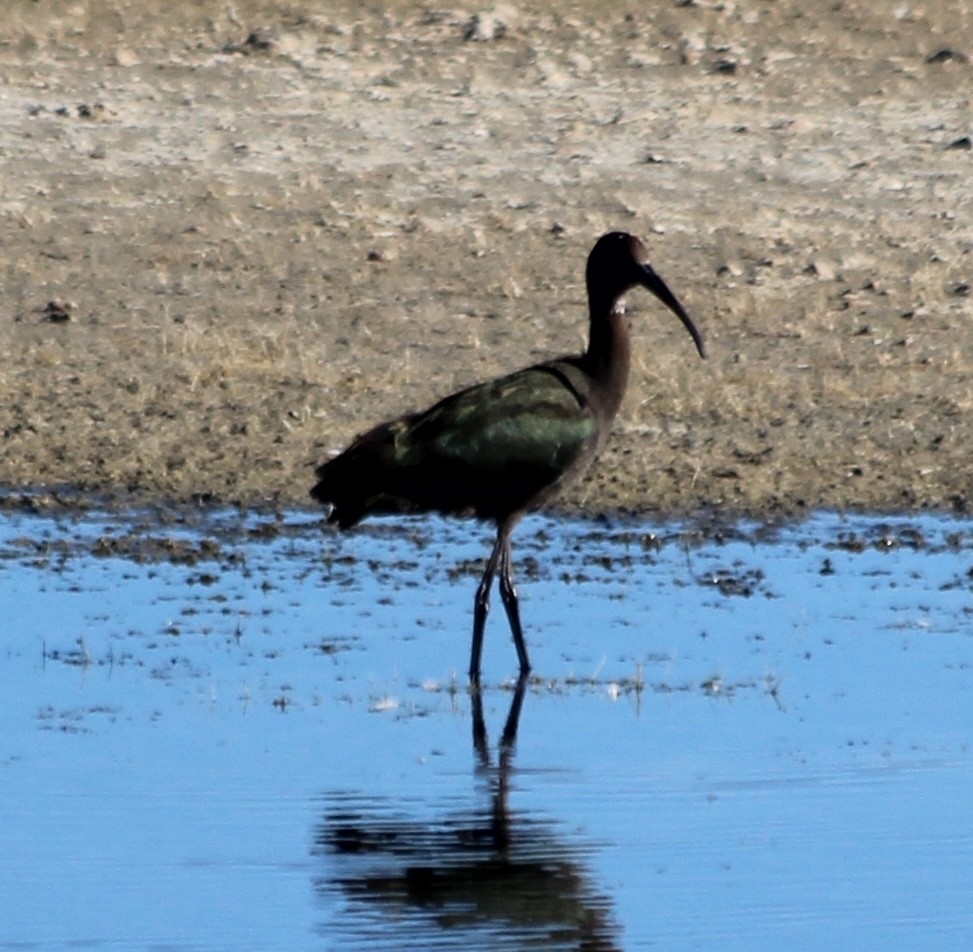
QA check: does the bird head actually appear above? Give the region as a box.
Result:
[586,232,705,359]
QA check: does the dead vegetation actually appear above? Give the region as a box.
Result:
[1,0,970,515]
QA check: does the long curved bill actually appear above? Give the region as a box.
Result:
[640,264,706,359]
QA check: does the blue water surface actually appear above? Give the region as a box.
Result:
[0,506,970,950]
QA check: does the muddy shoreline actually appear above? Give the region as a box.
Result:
[1,1,970,519]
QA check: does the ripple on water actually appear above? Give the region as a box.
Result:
[0,505,971,951]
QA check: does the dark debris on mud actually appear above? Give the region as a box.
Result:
[4,488,973,576]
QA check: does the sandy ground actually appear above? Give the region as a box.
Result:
[0,0,970,519]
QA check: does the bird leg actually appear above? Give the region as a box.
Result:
[498,538,531,677]
[470,521,531,684]
[469,529,505,684]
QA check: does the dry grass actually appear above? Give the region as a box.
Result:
[1,0,970,514]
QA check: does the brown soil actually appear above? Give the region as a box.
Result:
[1,0,971,518]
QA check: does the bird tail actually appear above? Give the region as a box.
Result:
[310,421,402,528]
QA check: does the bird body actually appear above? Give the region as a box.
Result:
[314,358,608,527]
[312,232,704,683]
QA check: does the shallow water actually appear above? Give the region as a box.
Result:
[0,506,970,951]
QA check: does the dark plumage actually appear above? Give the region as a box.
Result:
[311,232,705,683]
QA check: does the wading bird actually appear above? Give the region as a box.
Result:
[311,232,705,684]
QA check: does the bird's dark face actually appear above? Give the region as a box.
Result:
[587,231,706,359]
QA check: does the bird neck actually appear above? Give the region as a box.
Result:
[584,300,631,416]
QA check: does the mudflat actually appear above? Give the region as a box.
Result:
[1,0,970,517]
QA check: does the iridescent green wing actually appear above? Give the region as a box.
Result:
[404,362,598,485]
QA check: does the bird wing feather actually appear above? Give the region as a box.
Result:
[314,362,602,523]
[403,363,598,480]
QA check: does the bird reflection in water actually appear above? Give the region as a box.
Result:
[313,678,621,951]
